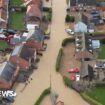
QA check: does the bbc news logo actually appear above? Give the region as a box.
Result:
[0,90,16,98]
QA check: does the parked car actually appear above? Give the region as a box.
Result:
[94,63,105,69]
[65,29,74,35]
[67,68,80,73]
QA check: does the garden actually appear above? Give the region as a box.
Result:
[0,41,10,51]
[9,11,25,30]
[10,0,23,6]
[83,86,105,105]
[98,45,105,59]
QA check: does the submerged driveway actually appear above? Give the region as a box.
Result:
[13,0,89,105]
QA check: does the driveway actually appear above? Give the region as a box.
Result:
[13,0,89,105]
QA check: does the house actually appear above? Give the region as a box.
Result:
[0,62,19,90]
[0,0,8,28]
[9,44,37,70]
[81,62,94,81]
[26,0,42,24]
[26,4,42,20]
[78,0,96,6]
[74,21,87,33]
[96,2,105,11]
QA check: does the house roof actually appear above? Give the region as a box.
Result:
[81,14,89,25]
[70,0,76,6]
[78,0,96,6]
[0,62,16,82]
[25,39,42,49]
[20,45,35,61]
[97,2,105,7]
[74,21,87,33]
[27,4,42,19]
[81,63,94,80]
[11,44,23,56]
[32,27,44,41]
[9,55,29,70]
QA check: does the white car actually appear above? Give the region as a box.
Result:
[65,29,74,35]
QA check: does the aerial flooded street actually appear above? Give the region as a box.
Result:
[13,0,89,105]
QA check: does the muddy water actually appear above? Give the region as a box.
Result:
[13,0,89,105]
[40,95,52,105]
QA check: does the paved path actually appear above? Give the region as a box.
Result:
[13,0,89,105]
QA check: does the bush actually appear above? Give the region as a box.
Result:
[62,38,75,47]
[63,76,72,88]
[34,88,50,105]
[81,93,102,105]
[100,39,105,44]
[56,48,63,72]
[65,15,75,23]
[47,12,52,22]
[43,7,52,12]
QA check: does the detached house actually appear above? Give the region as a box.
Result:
[0,62,19,90]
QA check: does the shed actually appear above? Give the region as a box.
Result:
[74,22,87,33]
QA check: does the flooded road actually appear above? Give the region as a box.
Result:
[13,0,89,105]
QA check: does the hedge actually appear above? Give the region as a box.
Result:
[47,11,52,22]
[63,76,72,88]
[43,7,52,12]
[34,88,50,105]
[81,93,102,105]
[56,48,63,72]
[62,38,75,47]
[87,32,105,36]
[65,15,75,23]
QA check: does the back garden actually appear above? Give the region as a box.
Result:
[9,0,26,31]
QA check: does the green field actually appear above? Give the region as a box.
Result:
[0,41,10,51]
[10,0,23,6]
[10,12,25,30]
[98,45,105,59]
[85,87,105,104]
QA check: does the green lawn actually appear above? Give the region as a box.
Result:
[0,41,10,51]
[98,45,105,59]
[96,0,105,2]
[10,12,25,30]
[85,87,105,105]
[10,0,23,6]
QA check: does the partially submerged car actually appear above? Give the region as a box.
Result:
[65,28,74,35]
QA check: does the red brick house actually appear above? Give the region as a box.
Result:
[0,62,19,90]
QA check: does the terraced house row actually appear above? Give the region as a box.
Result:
[0,0,46,90]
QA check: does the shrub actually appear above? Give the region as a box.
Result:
[65,15,75,23]
[34,88,50,105]
[56,48,63,72]
[47,12,52,22]
[62,38,75,47]
[100,39,105,44]
[63,76,72,88]
[43,7,52,12]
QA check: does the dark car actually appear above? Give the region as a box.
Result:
[3,29,16,35]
